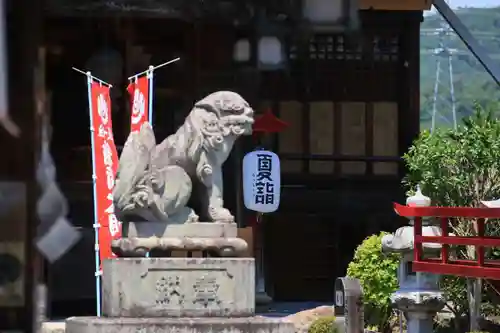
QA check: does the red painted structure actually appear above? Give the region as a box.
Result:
[252,108,289,135]
[394,203,500,280]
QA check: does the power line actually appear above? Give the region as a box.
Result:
[421,2,500,130]
[422,6,459,132]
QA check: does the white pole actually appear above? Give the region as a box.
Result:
[85,72,102,317]
[147,65,154,125]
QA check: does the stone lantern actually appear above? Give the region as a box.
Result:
[381,186,446,333]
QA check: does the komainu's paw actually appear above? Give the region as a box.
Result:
[208,206,234,223]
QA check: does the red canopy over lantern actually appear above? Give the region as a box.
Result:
[252,108,288,134]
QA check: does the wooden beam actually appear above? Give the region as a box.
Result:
[398,11,422,177]
[360,0,432,11]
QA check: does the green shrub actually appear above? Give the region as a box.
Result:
[308,316,338,333]
[365,325,379,332]
[347,232,400,333]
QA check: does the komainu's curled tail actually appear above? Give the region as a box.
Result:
[113,123,156,218]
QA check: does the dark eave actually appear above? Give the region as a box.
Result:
[44,0,301,22]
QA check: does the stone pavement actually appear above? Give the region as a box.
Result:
[264,303,345,333]
[41,302,344,333]
[262,302,333,317]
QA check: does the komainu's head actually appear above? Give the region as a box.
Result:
[194,91,254,137]
[187,91,254,163]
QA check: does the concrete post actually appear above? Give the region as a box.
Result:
[335,277,364,333]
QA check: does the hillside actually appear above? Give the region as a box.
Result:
[420,6,500,128]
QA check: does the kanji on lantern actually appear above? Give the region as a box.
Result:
[243,150,281,213]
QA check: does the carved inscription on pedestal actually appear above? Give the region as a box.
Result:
[192,275,221,308]
[155,276,184,305]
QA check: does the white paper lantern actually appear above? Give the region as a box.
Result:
[243,150,281,213]
[233,39,251,62]
[303,0,344,23]
[257,36,283,66]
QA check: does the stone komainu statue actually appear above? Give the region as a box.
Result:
[113,91,254,228]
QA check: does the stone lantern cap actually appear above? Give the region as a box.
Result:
[382,225,443,253]
[406,185,431,207]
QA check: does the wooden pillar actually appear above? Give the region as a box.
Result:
[400,11,422,160]
[0,1,43,332]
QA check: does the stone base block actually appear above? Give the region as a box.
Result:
[111,236,247,257]
[114,222,246,257]
[123,222,238,238]
[102,258,255,317]
[66,316,295,333]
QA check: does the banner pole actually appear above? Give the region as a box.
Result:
[86,72,102,317]
[73,67,112,87]
[147,65,154,125]
[127,57,180,80]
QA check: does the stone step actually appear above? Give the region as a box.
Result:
[41,316,346,333]
[66,316,295,333]
[42,321,66,333]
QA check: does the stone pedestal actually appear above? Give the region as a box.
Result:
[102,258,254,317]
[391,288,446,333]
[66,232,294,333]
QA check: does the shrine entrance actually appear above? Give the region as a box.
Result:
[260,11,421,301]
[43,8,422,310]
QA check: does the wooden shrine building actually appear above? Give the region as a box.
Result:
[0,0,432,330]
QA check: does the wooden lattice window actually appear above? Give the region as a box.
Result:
[287,34,364,62]
[271,32,402,178]
[372,35,399,62]
[309,35,335,60]
[288,43,298,60]
[331,35,363,61]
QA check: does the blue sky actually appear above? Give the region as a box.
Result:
[450,0,500,7]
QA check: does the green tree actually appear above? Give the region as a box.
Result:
[403,105,500,331]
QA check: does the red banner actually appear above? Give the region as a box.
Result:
[90,82,121,261]
[127,76,149,132]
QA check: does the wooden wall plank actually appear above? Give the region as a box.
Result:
[340,102,366,175]
[309,101,335,174]
[373,102,398,175]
